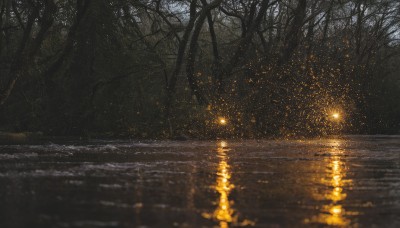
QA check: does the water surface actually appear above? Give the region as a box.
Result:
[0,136,399,227]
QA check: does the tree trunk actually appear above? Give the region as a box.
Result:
[0,2,43,105]
[185,0,223,105]
[164,0,198,120]
[201,0,220,89]
[278,0,307,65]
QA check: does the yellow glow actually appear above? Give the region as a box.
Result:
[203,141,236,226]
[332,160,340,171]
[325,157,347,201]
[220,141,227,148]
[306,205,350,226]
[332,113,340,119]
[218,117,227,125]
[202,141,254,227]
[330,205,343,215]
[214,157,234,223]
[220,221,228,228]
[305,140,354,226]
[327,109,344,122]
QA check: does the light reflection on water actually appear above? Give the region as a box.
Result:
[305,139,356,226]
[1,137,399,227]
[202,141,254,227]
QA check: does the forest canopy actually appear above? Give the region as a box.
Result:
[0,0,399,138]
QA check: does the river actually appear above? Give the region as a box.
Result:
[0,136,399,227]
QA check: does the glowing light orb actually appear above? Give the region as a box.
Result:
[218,117,227,125]
[330,205,343,215]
[220,141,227,148]
[332,113,340,119]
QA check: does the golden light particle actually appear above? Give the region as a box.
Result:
[332,113,340,119]
[219,117,227,125]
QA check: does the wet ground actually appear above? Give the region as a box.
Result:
[0,136,399,227]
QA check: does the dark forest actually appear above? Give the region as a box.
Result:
[1,0,399,139]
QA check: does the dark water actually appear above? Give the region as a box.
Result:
[0,136,399,227]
